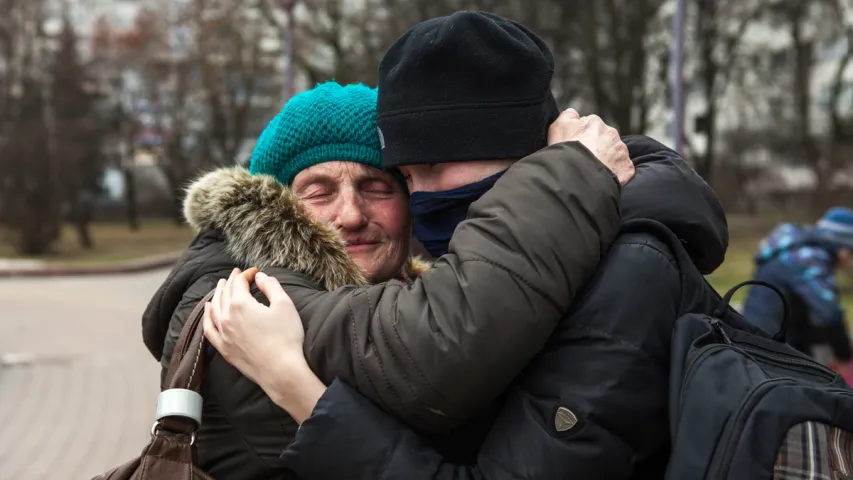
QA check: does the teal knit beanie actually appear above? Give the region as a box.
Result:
[249,81,382,186]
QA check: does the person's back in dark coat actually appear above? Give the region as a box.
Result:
[278,135,735,479]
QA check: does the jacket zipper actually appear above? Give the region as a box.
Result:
[706,378,791,479]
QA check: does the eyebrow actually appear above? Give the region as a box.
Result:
[294,173,336,186]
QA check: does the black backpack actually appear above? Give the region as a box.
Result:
[666,279,853,480]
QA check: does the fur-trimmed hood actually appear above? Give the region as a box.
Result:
[183,166,428,290]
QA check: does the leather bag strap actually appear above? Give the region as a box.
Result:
[162,289,216,392]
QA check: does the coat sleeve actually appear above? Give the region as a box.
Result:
[280,239,683,479]
[787,249,845,327]
[786,249,851,360]
[282,142,622,433]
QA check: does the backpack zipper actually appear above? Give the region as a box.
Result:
[688,319,848,478]
[710,319,732,344]
[675,318,732,431]
[677,320,733,414]
[739,346,836,382]
[678,344,728,413]
[711,319,836,380]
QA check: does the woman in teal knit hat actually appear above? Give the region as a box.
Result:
[249,81,386,186]
[141,81,421,480]
[243,80,412,281]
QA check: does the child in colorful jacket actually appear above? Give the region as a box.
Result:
[743,207,853,378]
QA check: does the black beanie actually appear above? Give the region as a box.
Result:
[376,11,560,168]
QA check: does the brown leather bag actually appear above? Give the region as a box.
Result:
[93,291,216,480]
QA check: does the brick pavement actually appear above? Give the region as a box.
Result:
[0,270,169,479]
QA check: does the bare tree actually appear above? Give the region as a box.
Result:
[480,0,668,133]
[89,14,148,230]
[282,0,666,137]
[118,0,279,222]
[773,0,853,210]
[571,0,668,133]
[52,14,107,249]
[262,0,458,86]
[687,0,779,183]
[0,0,64,254]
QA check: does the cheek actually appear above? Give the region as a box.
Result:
[408,170,439,193]
[301,203,337,225]
[369,198,411,241]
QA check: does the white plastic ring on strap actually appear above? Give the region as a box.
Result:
[156,388,203,426]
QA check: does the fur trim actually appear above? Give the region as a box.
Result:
[183,166,431,290]
[405,257,432,280]
[184,166,367,290]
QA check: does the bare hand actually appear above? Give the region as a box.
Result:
[203,268,307,388]
[548,108,635,186]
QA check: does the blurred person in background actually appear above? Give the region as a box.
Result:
[743,207,853,380]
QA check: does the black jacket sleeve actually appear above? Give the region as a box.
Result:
[281,238,684,479]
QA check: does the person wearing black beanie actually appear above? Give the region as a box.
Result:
[196,10,731,480]
[377,11,565,258]
[376,11,560,168]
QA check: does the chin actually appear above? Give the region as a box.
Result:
[353,258,380,282]
[358,262,395,284]
[355,248,406,284]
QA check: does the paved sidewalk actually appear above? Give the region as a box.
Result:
[0,269,169,479]
[0,252,181,278]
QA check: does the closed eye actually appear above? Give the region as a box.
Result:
[361,180,395,194]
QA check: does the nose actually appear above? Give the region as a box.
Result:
[333,188,368,231]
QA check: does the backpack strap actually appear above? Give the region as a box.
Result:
[713,280,790,342]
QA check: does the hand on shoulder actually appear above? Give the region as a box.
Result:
[548,108,635,186]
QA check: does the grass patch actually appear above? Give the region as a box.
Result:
[0,220,195,265]
[706,215,853,315]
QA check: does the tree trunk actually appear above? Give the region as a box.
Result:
[788,4,825,214]
[123,167,140,231]
[18,211,58,255]
[75,222,93,249]
[70,195,94,249]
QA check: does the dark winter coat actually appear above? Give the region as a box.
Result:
[141,141,622,479]
[277,135,732,479]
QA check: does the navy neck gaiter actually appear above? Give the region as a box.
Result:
[409,170,506,257]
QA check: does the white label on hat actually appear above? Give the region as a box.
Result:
[377,127,386,150]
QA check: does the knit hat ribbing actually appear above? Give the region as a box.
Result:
[376,11,559,168]
[817,207,853,250]
[249,82,382,185]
